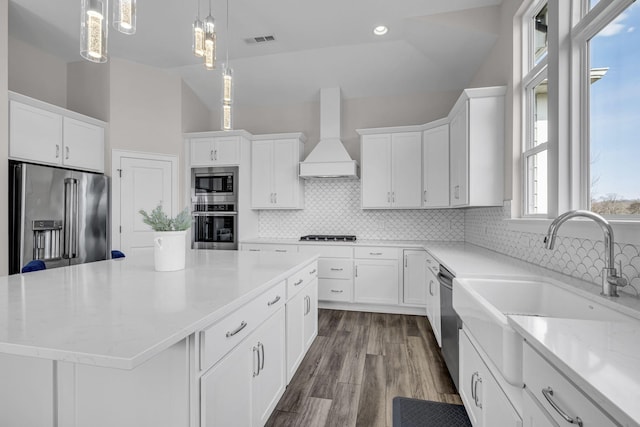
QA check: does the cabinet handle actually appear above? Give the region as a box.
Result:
[210,150,214,161]
[369,252,383,256]
[225,321,247,338]
[405,255,408,268]
[470,372,478,402]
[294,279,304,287]
[309,269,317,275]
[56,144,60,158]
[423,189,427,202]
[330,268,343,271]
[275,249,287,253]
[387,192,390,203]
[355,265,358,277]
[331,289,344,293]
[253,346,260,377]
[304,295,309,315]
[267,295,281,306]
[214,149,218,161]
[474,376,482,408]
[249,249,260,252]
[259,342,265,371]
[65,146,70,160]
[429,279,434,296]
[392,191,395,203]
[542,387,583,426]
[274,193,277,204]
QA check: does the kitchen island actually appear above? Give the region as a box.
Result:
[0,250,319,427]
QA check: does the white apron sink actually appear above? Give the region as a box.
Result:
[453,276,634,386]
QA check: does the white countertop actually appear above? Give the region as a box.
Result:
[509,316,640,427]
[0,250,317,370]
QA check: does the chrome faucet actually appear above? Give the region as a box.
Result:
[544,210,628,297]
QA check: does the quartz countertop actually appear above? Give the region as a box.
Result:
[0,250,317,370]
[509,315,640,427]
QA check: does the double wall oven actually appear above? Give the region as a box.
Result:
[191,167,238,250]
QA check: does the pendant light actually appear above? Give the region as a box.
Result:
[204,0,217,70]
[113,0,136,34]
[221,0,233,130]
[192,0,205,57]
[80,0,108,63]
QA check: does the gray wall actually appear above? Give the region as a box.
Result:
[1,0,9,275]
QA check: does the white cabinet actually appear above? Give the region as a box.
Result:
[190,136,241,166]
[449,87,505,207]
[251,134,305,209]
[9,94,105,172]
[286,279,318,383]
[422,124,450,208]
[201,308,286,427]
[460,328,522,427]
[403,249,427,306]
[425,252,442,346]
[522,343,617,427]
[360,132,422,209]
[354,247,399,305]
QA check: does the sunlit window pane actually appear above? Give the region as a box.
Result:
[533,79,548,148]
[589,3,640,216]
[534,4,548,65]
[527,150,548,215]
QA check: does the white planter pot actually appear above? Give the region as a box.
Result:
[153,230,187,272]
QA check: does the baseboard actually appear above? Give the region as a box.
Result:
[318,301,427,316]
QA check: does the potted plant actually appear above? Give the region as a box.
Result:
[139,205,191,271]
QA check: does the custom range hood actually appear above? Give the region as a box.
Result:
[299,88,359,179]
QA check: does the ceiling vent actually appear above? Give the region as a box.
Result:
[245,35,276,44]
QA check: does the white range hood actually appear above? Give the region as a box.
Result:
[299,88,359,179]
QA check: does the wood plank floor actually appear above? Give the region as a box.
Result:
[266,309,463,427]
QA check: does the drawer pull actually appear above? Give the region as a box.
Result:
[470,372,478,401]
[330,268,344,271]
[309,269,317,275]
[259,342,265,370]
[369,252,383,256]
[267,295,281,306]
[275,249,287,253]
[225,321,248,338]
[542,387,583,427]
[249,249,260,252]
[294,279,304,286]
[253,346,260,377]
[331,289,344,293]
[474,376,482,408]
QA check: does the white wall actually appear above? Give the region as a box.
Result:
[181,81,214,133]
[1,0,9,275]
[67,61,110,122]
[8,36,67,108]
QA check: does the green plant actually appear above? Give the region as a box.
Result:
[139,205,191,232]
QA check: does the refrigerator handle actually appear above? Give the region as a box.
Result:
[71,179,79,258]
[63,178,79,259]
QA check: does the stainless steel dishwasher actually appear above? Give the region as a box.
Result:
[439,264,460,391]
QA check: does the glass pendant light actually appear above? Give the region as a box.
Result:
[204,0,216,70]
[113,0,136,34]
[80,0,108,63]
[192,0,205,57]
[221,0,233,130]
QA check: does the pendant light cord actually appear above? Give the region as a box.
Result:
[226,0,229,65]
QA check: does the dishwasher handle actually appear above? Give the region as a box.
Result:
[437,272,454,289]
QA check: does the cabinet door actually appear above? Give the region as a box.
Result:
[9,100,62,165]
[354,259,398,304]
[190,138,215,166]
[213,136,240,165]
[252,308,286,427]
[286,290,306,383]
[200,339,253,427]
[449,103,469,206]
[303,279,318,350]
[361,134,392,208]
[272,139,300,208]
[391,132,422,208]
[425,267,442,346]
[251,140,275,208]
[423,125,450,208]
[63,117,105,172]
[403,250,427,306]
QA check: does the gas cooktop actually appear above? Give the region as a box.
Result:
[300,235,357,242]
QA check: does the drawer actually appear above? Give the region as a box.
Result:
[354,246,398,260]
[425,251,440,276]
[523,344,617,427]
[241,243,298,253]
[297,244,353,258]
[318,258,353,279]
[318,278,353,302]
[200,281,286,371]
[287,261,318,299]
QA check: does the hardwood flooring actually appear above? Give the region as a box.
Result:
[266,309,462,427]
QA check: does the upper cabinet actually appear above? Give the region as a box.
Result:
[422,122,450,208]
[251,133,305,210]
[189,136,241,166]
[9,92,106,173]
[360,131,422,209]
[449,87,505,207]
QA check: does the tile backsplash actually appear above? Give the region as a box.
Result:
[258,179,464,241]
[465,202,640,298]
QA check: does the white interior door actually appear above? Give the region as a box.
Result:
[113,152,177,258]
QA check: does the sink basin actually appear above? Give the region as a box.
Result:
[453,276,634,385]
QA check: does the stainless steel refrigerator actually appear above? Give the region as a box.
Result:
[9,161,109,274]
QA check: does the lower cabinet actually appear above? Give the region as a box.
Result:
[286,279,318,383]
[201,308,286,427]
[403,249,427,306]
[354,259,399,305]
[459,328,522,427]
[425,253,442,346]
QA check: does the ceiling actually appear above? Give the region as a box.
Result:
[8,0,504,110]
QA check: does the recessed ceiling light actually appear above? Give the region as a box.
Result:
[373,25,388,36]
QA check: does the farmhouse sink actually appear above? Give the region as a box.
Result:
[453,276,634,385]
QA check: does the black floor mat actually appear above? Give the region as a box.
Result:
[392,397,472,427]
